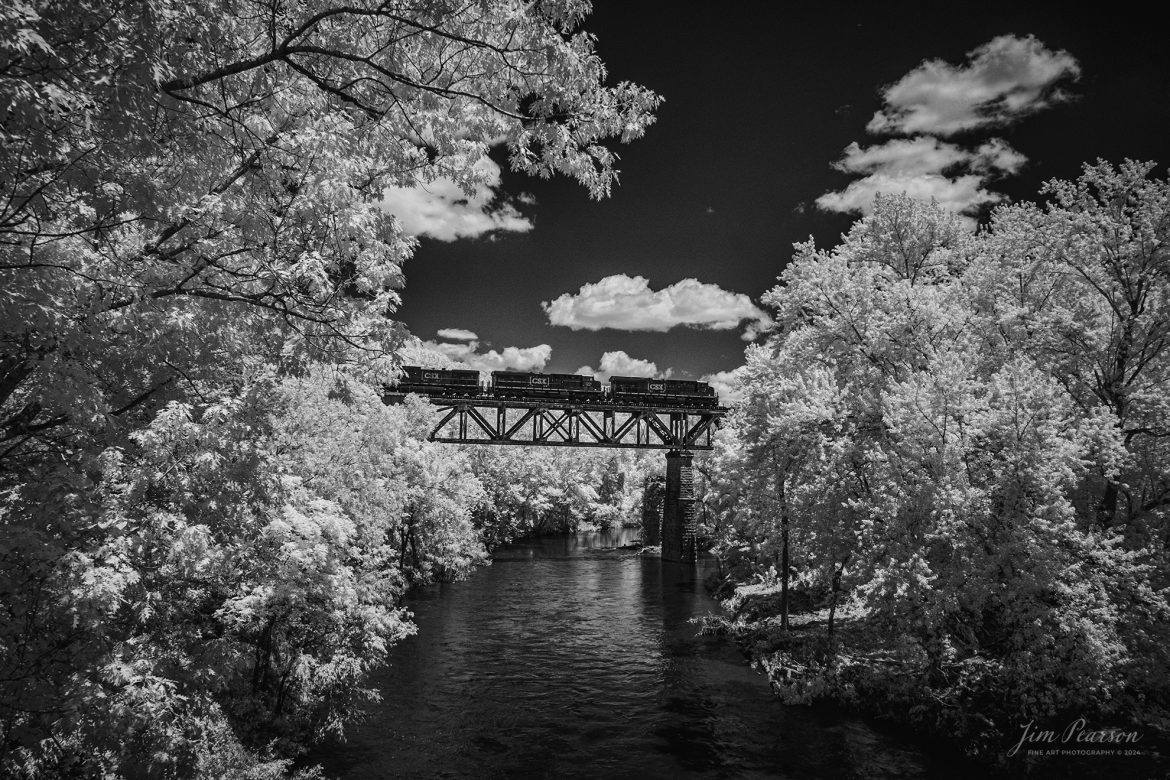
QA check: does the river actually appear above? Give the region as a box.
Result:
[312,528,984,779]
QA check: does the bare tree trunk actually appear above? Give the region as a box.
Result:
[399,505,415,573]
[827,554,850,638]
[779,477,790,631]
[410,523,420,571]
[275,668,293,716]
[252,615,276,694]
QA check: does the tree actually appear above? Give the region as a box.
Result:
[466,445,654,545]
[711,175,1170,756]
[1,370,420,777]
[0,0,661,467]
[714,344,845,628]
[1,2,659,774]
[973,160,1170,534]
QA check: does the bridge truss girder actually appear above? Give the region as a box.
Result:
[423,399,724,450]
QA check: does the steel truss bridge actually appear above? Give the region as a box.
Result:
[395,395,726,450]
[384,388,726,560]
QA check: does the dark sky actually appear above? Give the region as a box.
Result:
[392,2,1170,388]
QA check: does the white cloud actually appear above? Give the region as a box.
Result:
[436,328,479,341]
[817,137,1029,220]
[819,134,1032,221]
[867,34,1080,136]
[819,36,1078,223]
[575,350,670,384]
[816,171,1005,220]
[970,138,1027,175]
[820,137,1010,219]
[701,367,747,407]
[833,137,1028,181]
[417,339,552,376]
[832,137,972,176]
[381,156,534,241]
[543,274,772,336]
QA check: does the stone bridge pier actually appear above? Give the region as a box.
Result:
[650,449,695,562]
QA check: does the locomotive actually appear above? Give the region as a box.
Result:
[490,371,603,401]
[608,376,717,407]
[390,366,718,408]
[393,365,481,396]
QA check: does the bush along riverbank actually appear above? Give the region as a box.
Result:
[698,568,1168,779]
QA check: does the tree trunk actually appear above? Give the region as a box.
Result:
[399,506,415,572]
[409,523,420,570]
[779,478,790,631]
[1100,480,1119,527]
[252,615,276,694]
[274,668,293,716]
[827,554,850,638]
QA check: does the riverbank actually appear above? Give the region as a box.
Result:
[699,575,1169,780]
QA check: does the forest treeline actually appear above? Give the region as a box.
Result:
[700,165,1170,771]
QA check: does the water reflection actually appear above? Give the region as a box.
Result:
[311,529,979,779]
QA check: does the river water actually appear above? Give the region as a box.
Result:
[313,528,981,779]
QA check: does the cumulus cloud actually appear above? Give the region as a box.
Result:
[867,34,1080,136]
[830,137,1028,182]
[817,138,1028,220]
[816,172,1004,219]
[701,367,747,407]
[543,275,772,336]
[969,138,1028,175]
[832,137,972,177]
[818,35,1078,222]
[575,350,670,384]
[436,328,479,341]
[382,156,534,241]
[417,339,552,376]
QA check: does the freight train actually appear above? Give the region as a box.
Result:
[390,366,718,408]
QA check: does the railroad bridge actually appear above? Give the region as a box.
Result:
[384,369,728,562]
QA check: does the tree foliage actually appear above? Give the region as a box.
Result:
[468,446,653,547]
[0,0,659,462]
[1,1,659,775]
[708,162,1170,759]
